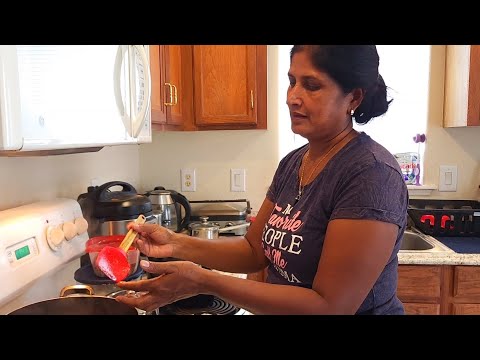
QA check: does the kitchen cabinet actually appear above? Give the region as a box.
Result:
[398,264,480,314]
[149,45,194,131]
[397,265,443,314]
[443,45,480,127]
[149,45,267,131]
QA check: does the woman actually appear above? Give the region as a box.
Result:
[116,45,409,315]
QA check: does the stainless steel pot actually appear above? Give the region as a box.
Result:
[189,216,250,239]
[7,285,139,315]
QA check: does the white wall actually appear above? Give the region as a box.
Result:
[0,145,141,211]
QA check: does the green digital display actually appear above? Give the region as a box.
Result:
[15,245,30,260]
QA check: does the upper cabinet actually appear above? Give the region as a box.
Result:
[149,45,194,131]
[444,45,480,127]
[149,45,267,131]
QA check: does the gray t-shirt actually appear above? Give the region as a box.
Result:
[264,132,408,315]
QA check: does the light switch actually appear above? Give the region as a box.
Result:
[445,172,453,185]
[439,165,457,192]
[231,168,246,192]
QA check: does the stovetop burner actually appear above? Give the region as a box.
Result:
[156,296,244,315]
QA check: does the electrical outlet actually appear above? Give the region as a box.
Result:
[181,168,196,192]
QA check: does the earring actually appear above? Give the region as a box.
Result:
[350,109,354,116]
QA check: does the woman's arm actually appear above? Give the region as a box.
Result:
[117,209,397,314]
[171,198,274,274]
[197,218,398,314]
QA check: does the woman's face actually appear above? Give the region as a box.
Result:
[287,51,354,141]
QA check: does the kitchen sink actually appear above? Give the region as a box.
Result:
[399,230,453,253]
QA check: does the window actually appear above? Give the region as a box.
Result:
[277,45,431,184]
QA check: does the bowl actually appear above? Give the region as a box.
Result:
[85,235,140,278]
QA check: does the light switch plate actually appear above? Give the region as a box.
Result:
[439,165,457,192]
[231,168,246,192]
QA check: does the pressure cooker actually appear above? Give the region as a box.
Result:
[77,181,157,238]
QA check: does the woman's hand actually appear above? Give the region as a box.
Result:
[128,222,176,259]
[115,260,206,313]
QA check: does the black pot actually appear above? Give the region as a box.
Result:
[7,285,138,315]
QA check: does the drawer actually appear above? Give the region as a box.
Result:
[403,303,440,315]
[454,266,480,299]
[398,265,441,300]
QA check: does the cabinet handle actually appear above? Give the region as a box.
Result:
[164,83,174,106]
[172,84,178,105]
[250,90,254,110]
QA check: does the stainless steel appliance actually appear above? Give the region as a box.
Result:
[145,186,191,232]
[77,181,157,237]
[188,199,251,236]
[189,216,251,239]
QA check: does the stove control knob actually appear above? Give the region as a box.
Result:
[47,225,65,251]
[63,221,77,241]
[226,222,234,227]
[74,217,89,235]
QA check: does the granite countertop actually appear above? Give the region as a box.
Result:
[398,236,480,265]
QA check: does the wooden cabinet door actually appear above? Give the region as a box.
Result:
[149,45,194,130]
[192,45,267,130]
[452,304,480,314]
[453,266,480,301]
[403,303,440,315]
[444,45,480,127]
[149,45,166,125]
[397,265,441,301]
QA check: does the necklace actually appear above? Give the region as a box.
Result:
[295,127,355,203]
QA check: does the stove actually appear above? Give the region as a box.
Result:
[0,198,252,315]
[156,296,247,315]
[0,198,89,315]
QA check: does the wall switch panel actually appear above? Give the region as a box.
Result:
[231,168,246,192]
[439,165,457,192]
[181,168,196,192]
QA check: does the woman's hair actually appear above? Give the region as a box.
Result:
[290,45,393,125]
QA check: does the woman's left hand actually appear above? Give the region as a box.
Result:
[115,260,206,313]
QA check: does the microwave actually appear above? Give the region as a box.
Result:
[0,45,151,156]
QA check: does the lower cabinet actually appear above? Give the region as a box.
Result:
[398,264,480,315]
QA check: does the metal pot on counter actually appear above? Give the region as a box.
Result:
[7,285,141,315]
[189,216,250,239]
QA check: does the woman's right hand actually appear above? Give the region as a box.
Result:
[128,222,177,259]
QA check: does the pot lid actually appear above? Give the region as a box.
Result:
[93,193,152,220]
[83,181,153,220]
[189,216,220,230]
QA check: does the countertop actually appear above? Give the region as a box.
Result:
[398,236,480,266]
